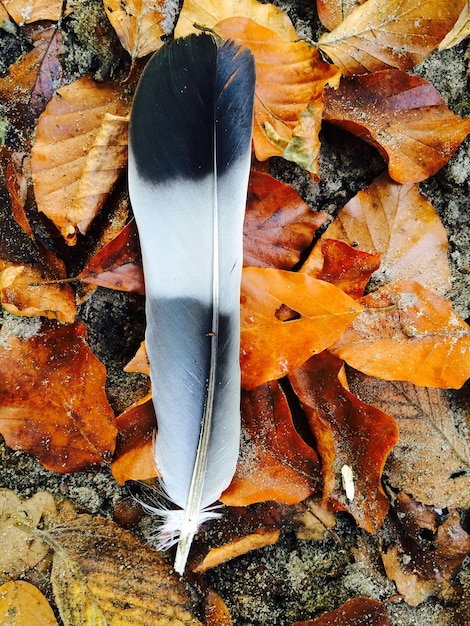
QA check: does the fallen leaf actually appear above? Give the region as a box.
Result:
[215,17,341,176]
[31,76,130,244]
[104,0,168,59]
[0,581,58,626]
[205,588,232,626]
[0,321,117,472]
[289,352,399,533]
[318,0,466,75]
[78,219,144,294]
[317,0,366,31]
[123,340,150,375]
[314,173,451,295]
[323,70,470,183]
[49,514,201,624]
[439,2,470,49]
[293,497,336,541]
[241,267,363,389]
[347,372,470,508]
[293,597,390,625]
[221,381,321,506]
[174,0,297,39]
[243,171,328,269]
[1,0,62,24]
[330,281,470,389]
[0,490,56,578]
[302,239,381,299]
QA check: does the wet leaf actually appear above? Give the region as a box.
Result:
[240,267,363,389]
[439,2,470,50]
[49,514,201,624]
[221,381,321,506]
[317,0,366,31]
[243,171,328,269]
[348,372,470,508]
[330,281,470,389]
[314,173,451,295]
[323,70,470,183]
[0,321,117,472]
[215,17,341,176]
[0,581,58,626]
[318,0,466,75]
[204,588,232,626]
[293,597,390,625]
[1,0,62,25]
[31,76,130,244]
[289,352,398,533]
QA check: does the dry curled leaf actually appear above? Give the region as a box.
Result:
[240,267,363,389]
[293,597,390,625]
[330,281,470,389]
[0,321,117,472]
[318,0,466,75]
[323,70,470,183]
[0,581,58,626]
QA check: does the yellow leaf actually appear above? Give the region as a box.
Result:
[439,1,470,50]
[0,581,58,626]
[318,0,467,75]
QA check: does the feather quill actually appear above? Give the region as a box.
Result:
[128,34,255,573]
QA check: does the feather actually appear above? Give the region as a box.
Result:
[128,34,255,573]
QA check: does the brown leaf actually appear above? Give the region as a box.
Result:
[0,321,117,472]
[348,372,470,508]
[330,281,470,389]
[49,514,201,624]
[1,0,63,24]
[240,267,363,389]
[221,381,321,506]
[317,0,366,31]
[323,71,470,183]
[123,340,150,375]
[439,2,470,50]
[243,171,328,269]
[293,597,390,625]
[294,497,336,541]
[205,589,232,626]
[31,76,130,244]
[78,220,144,294]
[289,352,399,533]
[0,581,58,626]
[318,0,466,75]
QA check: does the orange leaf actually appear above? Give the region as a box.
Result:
[240,267,363,389]
[221,381,321,506]
[318,0,466,75]
[330,281,470,388]
[317,0,366,31]
[313,173,451,295]
[323,71,470,183]
[204,589,232,626]
[302,239,381,299]
[0,581,58,626]
[215,17,341,176]
[289,352,398,533]
[78,220,144,294]
[293,597,390,626]
[104,0,168,59]
[31,76,130,244]
[243,171,328,269]
[0,321,117,472]
[1,0,62,24]
[439,2,470,50]
[124,341,150,375]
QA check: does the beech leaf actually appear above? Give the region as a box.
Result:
[318,0,467,75]
[221,381,321,506]
[243,171,328,269]
[289,352,399,533]
[330,281,470,389]
[439,2,470,50]
[1,0,62,25]
[0,581,58,626]
[293,597,390,626]
[317,0,366,31]
[313,173,451,295]
[348,372,470,508]
[240,267,363,389]
[31,77,130,244]
[0,321,117,472]
[323,70,470,183]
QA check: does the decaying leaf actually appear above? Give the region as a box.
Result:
[330,281,470,389]
[289,352,398,533]
[49,514,201,624]
[104,0,170,60]
[0,321,117,472]
[31,76,130,244]
[314,173,451,295]
[0,489,56,579]
[323,70,470,183]
[243,170,328,269]
[348,372,470,508]
[222,381,321,506]
[1,0,62,25]
[0,580,58,626]
[215,17,341,176]
[317,0,366,31]
[294,497,336,541]
[293,596,390,625]
[318,0,466,75]
[241,267,363,389]
[439,2,470,49]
